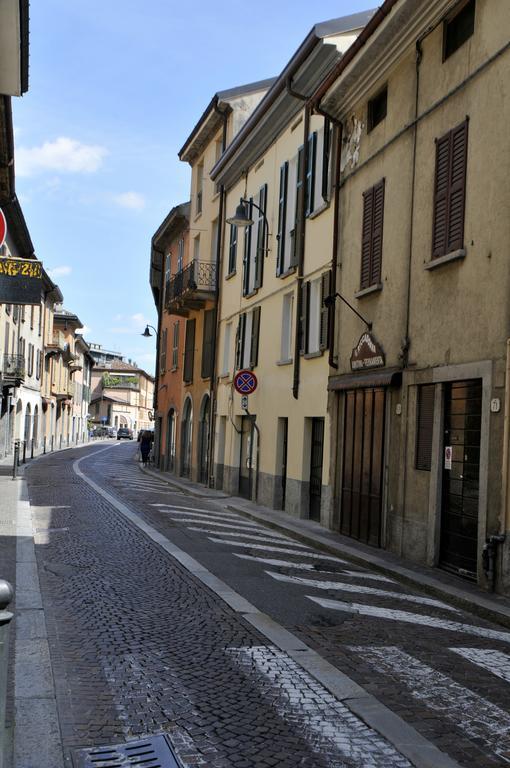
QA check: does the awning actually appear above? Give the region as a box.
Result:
[328,367,402,392]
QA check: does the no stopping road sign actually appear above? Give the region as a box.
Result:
[234,370,258,395]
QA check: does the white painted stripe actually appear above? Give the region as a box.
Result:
[209,538,344,562]
[229,646,411,768]
[342,570,396,584]
[159,509,270,528]
[186,527,309,546]
[451,648,510,683]
[151,505,242,518]
[308,598,510,644]
[353,646,510,762]
[234,554,348,569]
[167,518,271,533]
[265,571,459,612]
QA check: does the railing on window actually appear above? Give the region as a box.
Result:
[2,354,25,379]
[165,260,216,305]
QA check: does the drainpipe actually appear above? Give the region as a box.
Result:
[207,98,229,487]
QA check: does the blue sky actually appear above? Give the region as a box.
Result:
[13,0,372,372]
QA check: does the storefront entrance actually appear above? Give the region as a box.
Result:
[340,387,386,546]
[440,379,482,579]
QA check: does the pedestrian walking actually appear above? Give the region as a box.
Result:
[138,429,153,466]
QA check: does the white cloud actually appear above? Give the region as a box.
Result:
[109,312,149,335]
[47,265,72,278]
[80,325,92,336]
[16,137,108,177]
[113,191,146,210]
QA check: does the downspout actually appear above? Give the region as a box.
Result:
[208,98,229,487]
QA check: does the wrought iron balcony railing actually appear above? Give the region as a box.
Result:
[165,260,216,308]
[2,354,25,381]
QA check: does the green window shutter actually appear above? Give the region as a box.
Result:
[305,131,317,216]
[254,184,267,290]
[183,319,195,383]
[319,271,331,351]
[228,224,238,275]
[292,146,305,268]
[242,198,253,296]
[235,313,246,370]
[299,281,310,355]
[201,309,216,379]
[321,119,331,202]
[276,162,288,276]
[249,307,261,368]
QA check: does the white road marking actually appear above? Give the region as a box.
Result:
[208,538,344,561]
[309,598,510,643]
[353,646,510,763]
[159,509,271,528]
[186,527,309,546]
[265,571,459,612]
[234,554,348,568]
[229,646,411,768]
[341,571,396,583]
[451,648,510,683]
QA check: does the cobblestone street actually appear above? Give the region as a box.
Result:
[15,442,510,767]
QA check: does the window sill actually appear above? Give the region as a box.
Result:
[226,270,236,280]
[193,211,202,223]
[308,200,330,220]
[424,248,466,270]
[277,266,297,280]
[243,289,259,299]
[303,350,323,360]
[276,359,293,366]
[354,283,383,299]
[219,372,230,380]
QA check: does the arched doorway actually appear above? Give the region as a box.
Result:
[198,395,210,485]
[166,408,176,472]
[180,398,193,478]
[24,403,31,444]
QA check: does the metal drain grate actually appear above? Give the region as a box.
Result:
[71,734,182,768]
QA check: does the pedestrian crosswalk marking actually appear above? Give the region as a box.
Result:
[308,597,510,644]
[351,646,510,764]
[451,648,510,683]
[208,537,343,561]
[264,571,459,612]
[234,554,349,568]
[187,527,309,546]
[157,509,273,528]
[229,646,411,767]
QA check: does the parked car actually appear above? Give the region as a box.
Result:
[107,428,117,438]
[117,427,133,440]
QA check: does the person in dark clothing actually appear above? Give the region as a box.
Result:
[138,430,153,466]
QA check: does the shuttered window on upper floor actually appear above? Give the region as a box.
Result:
[432,119,468,259]
[360,179,385,290]
[299,271,331,356]
[183,318,195,384]
[235,307,261,370]
[201,308,216,379]
[228,224,237,276]
[160,328,167,374]
[415,384,435,471]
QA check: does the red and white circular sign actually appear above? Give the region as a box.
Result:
[0,208,6,247]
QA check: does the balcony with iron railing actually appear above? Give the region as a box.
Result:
[165,260,216,315]
[1,354,25,384]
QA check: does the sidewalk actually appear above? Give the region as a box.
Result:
[141,464,510,630]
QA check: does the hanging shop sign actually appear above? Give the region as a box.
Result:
[350,332,385,371]
[0,257,43,304]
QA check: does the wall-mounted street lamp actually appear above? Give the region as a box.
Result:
[226,198,270,256]
[141,324,158,338]
[324,292,372,330]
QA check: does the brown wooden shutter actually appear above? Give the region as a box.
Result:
[433,119,468,258]
[319,271,331,351]
[201,309,216,379]
[277,162,288,276]
[249,306,261,368]
[299,281,310,355]
[183,319,195,383]
[447,120,468,253]
[415,384,435,471]
[160,328,167,374]
[360,188,374,289]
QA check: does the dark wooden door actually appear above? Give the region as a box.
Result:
[239,415,255,499]
[309,418,324,521]
[199,398,210,485]
[278,418,288,510]
[440,379,482,578]
[341,387,385,546]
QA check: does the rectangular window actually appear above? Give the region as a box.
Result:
[432,119,468,259]
[228,224,238,276]
[305,132,317,216]
[36,350,41,380]
[160,328,167,374]
[183,319,196,384]
[27,343,34,376]
[201,308,216,379]
[368,86,388,132]
[300,271,331,355]
[361,179,385,289]
[242,185,267,296]
[222,322,232,376]
[416,385,435,471]
[444,0,475,60]
[193,235,200,264]
[38,304,42,336]
[280,292,294,362]
[236,307,261,370]
[172,322,179,369]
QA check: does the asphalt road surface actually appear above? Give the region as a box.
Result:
[24,441,510,767]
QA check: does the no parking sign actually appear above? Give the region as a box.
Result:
[234,370,258,395]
